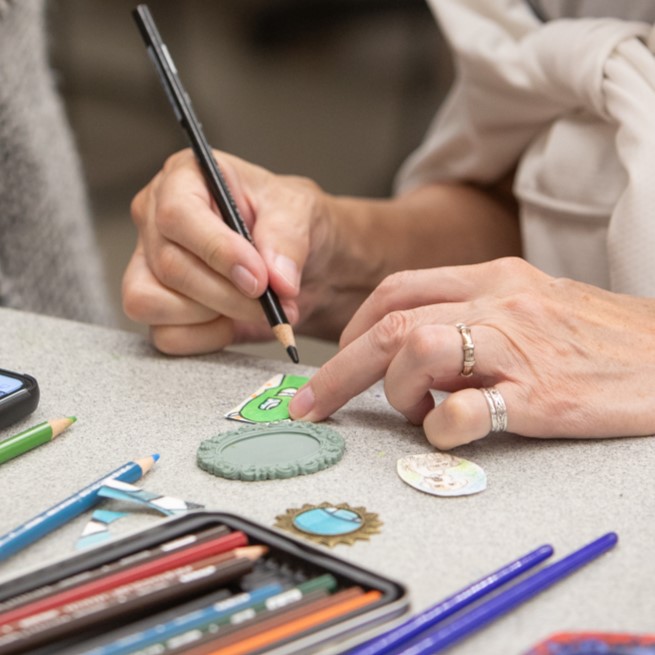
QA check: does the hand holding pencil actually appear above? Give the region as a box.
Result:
[125,7,395,359]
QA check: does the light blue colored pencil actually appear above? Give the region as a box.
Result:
[84,574,338,655]
[0,454,159,562]
[83,582,286,655]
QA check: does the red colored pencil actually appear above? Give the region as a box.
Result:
[0,530,247,627]
[0,553,264,654]
[0,525,230,613]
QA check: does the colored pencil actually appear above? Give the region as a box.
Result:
[393,532,618,655]
[0,416,76,465]
[0,547,264,636]
[0,525,230,613]
[84,581,290,655]
[0,531,249,627]
[63,585,241,655]
[202,589,383,655]
[91,573,339,655]
[0,455,158,562]
[132,4,299,364]
[0,553,263,654]
[345,543,554,655]
[168,590,332,655]
[183,586,365,655]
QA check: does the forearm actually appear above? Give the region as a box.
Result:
[300,181,521,340]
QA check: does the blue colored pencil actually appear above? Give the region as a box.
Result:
[85,581,285,655]
[0,455,159,562]
[392,532,618,655]
[85,573,338,655]
[346,544,554,655]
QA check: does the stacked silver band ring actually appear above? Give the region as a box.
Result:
[455,323,475,377]
[481,387,508,433]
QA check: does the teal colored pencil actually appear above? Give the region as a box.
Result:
[0,455,159,562]
[0,416,76,465]
[85,574,337,655]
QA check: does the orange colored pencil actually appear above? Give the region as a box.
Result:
[183,586,365,655]
[204,589,382,655]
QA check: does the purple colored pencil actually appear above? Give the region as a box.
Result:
[346,544,553,655]
[395,532,618,655]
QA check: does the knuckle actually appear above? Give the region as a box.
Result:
[199,237,228,271]
[370,271,416,313]
[489,255,529,277]
[154,243,188,290]
[154,197,183,236]
[130,189,147,227]
[439,394,478,432]
[499,290,543,321]
[404,325,440,362]
[162,149,191,173]
[150,327,187,356]
[369,310,413,355]
[121,283,158,323]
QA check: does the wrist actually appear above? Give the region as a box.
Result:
[298,193,393,340]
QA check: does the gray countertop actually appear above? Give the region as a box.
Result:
[0,307,652,654]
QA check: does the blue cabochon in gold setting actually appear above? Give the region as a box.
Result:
[275,502,382,547]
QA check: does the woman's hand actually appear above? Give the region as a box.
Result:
[122,149,334,354]
[290,257,655,447]
[122,149,522,356]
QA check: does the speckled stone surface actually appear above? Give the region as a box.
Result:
[0,307,654,654]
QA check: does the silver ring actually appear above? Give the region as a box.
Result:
[456,323,475,377]
[481,387,508,433]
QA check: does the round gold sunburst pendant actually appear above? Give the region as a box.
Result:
[274,502,382,547]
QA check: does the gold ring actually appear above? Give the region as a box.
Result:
[456,323,475,377]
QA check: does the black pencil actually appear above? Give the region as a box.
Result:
[133,4,299,364]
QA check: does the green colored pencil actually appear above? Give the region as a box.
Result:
[0,416,76,465]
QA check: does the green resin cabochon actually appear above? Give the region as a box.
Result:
[197,421,345,481]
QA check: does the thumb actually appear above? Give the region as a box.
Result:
[423,385,512,450]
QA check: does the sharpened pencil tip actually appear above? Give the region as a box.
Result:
[152,453,161,462]
[287,345,300,364]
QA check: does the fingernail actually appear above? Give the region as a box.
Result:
[274,254,299,291]
[231,265,259,297]
[290,384,315,419]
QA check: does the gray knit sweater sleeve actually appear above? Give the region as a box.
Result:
[0,0,113,325]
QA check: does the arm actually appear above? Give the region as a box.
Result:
[307,180,521,339]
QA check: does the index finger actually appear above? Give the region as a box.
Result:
[289,310,421,422]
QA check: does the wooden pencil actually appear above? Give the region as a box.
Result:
[174,590,332,655]
[201,589,383,655]
[0,531,248,627]
[0,525,230,613]
[0,455,158,562]
[0,552,264,655]
[100,574,339,655]
[0,417,75,465]
[182,586,365,655]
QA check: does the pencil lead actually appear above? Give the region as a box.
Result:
[287,345,300,364]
